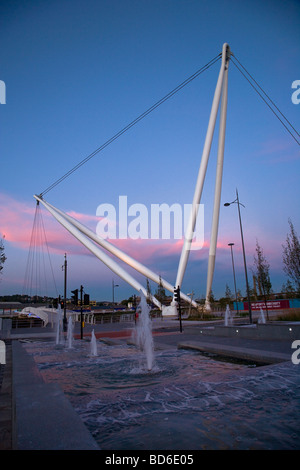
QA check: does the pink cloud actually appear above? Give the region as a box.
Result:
[0,192,37,248]
[66,210,101,223]
[1,191,268,273]
[109,237,214,267]
[255,137,299,163]
[0,192,90,255]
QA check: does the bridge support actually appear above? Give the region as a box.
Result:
[175,43,231,310]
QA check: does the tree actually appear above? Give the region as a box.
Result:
[0,238,6,278]
[253,239,272,319]
[155,276,166,304]
[225,283,233,301]
[281,280,296,299]
[219,284,233,309]
[146,278,152,304]
[236,288,242,301]
[282,219,300,295]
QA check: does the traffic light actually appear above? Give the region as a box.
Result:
[174,285,182,332]
[71,289,78,305]
[174,286,180,303]
[84,293,90,305]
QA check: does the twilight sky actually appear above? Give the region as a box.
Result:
[0,0,299,303]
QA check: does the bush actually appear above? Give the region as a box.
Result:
[275,309,300,321]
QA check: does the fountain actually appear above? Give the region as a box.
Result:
[67,315,74,349]
[90,329,98,356]
[55,304,64,346]
[259,307,266,324]
[133,291,154,371]
[224,304,233,326]
[22,336,300,450]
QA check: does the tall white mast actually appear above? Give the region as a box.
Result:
[205,46,230,311]
[34,44,231,315]
[34,195,162,309]
[175,43,230,301]
[40,197,198,308]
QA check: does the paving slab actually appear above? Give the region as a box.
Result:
[177,340,291,364]
[0,341,13,450]
[12,341,100,450]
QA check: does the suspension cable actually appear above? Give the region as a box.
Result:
[40,53,221,196]
[23,202,59,298]
[231,54,299,145]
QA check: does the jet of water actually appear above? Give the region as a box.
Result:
[135,291,154,371]
[55,304,64,345]
[67,315,74,349]
[224,304,233,326]
[90,329,98,356]
[259,307,266,324]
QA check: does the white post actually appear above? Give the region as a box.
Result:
[34,195,162,310]
[205,45,230,311]
[175,43,230,293]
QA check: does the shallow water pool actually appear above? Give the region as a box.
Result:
[23,338,300,450]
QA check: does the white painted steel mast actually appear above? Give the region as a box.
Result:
[36,196,198,308]
[174,43,231,309]
[34,195,162,309]
[205,47,229,311]
[33,44,231,315]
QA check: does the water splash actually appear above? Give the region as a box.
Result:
[258,307,266,324]
[224,304,233,326]
[55,304,64,346]
[134,291,154,371]
[90,329,98,356]
[67,315,74,349]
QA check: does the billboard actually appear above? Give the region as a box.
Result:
[243,300,290,310]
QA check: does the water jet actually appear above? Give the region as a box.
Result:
[90,329,98,356]
[133,291,154,371]
[224,304,232,326]
[67,315,74,349]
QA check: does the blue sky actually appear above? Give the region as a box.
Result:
[0,0,299,303]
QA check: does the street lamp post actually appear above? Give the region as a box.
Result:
[224,189,252,323]
[187,292,194,318]
[228,243,238,316]
[112,279,119,306]
[62,253,67,332]
[80,284,84,339]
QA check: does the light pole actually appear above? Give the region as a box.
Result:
[62,253,67,332]
[224,189,252,323]
[187,292,194,318]
[80,284,84,339]
[228,243,238,316]
[112,279,119,306]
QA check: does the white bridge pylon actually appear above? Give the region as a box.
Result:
[34,42,230,315]
[34,195,198,311]
[34,195,161,310]
[175,42,230,312]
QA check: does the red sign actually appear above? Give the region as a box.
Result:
[244,300,290,310]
